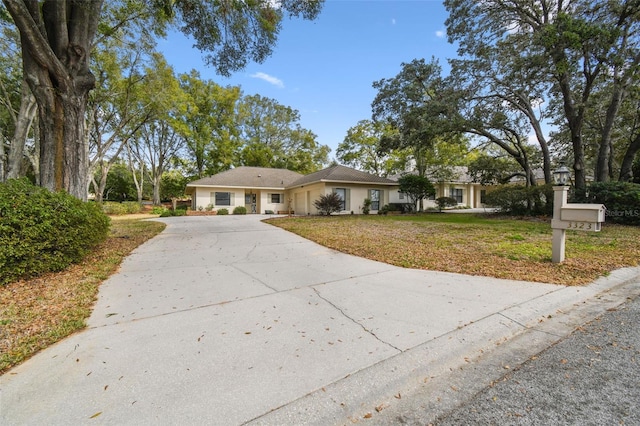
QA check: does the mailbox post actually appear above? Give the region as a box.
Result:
[550,164,606,263]
[551,185,569,263]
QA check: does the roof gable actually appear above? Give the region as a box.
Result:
[288,165,397,187]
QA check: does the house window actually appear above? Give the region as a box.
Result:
[369,189,380,210]
[480,190,486,204]
[215,192,231,206]
[398,192,405,200]
[271,193,282,204]
[334,188,347,210]
[449,188,463,204]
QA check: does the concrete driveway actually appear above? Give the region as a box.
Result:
[1,215,638,425]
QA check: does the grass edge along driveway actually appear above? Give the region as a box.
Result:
[0,217,166,374]
[265,213,640,287]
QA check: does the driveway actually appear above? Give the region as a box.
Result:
[1,215,638,425]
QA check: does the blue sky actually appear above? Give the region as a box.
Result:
[159,0,456,161]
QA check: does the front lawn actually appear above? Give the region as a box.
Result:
[265,214,640,286]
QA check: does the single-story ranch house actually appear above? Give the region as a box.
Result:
[185,165,490,215]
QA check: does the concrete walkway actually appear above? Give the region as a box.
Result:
[1,215,638,425]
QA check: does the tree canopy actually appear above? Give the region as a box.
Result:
[2,0,324,199]
[444,0,640,190]
[397,174,435,212]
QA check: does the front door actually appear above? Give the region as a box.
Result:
[245,193,257,214]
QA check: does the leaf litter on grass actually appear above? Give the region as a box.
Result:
[0,218,165,374]
[266,215,640,286]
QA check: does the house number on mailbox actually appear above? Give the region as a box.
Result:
[568,221,592,230]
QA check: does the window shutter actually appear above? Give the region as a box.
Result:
[345,189,351,210]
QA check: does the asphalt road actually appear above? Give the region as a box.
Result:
[380,293,640,426]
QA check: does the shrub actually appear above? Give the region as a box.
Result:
[101,201,128,215]
[102,201,142,215]
[435,196,458,212]
[362,198,372,215]
[0,178,111,286]
[159,209,186,217]
[233,206,247,215]
[151,206,166,215]
[123,201,143,214]
[484,185,553,216]
[378,204,390,215]
[314,192,343,215]
[389,203,413,213]
[572,181,640,225]
[217,208,229,215]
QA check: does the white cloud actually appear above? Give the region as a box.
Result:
[435,30,445,38]
[250,72,284,88]
[391,18,396,25]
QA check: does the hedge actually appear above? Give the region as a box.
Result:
[0,178,111,286]
[484,184,553,216]
[572,181,640,226]
[101,201,143,215]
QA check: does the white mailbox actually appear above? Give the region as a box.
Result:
[560,204,606,223]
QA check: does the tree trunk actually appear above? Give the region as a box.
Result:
[596,84,626,182]
[7,80,37,180]
[92,160,111,203]
[619,133,640,182]
[0,133,5,182]
[152,166,163,206]
[125,141,144,203]
[4,0,103,200]
[36,89,90,199]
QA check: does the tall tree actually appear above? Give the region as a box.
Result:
[88,39,155,202]
[372,58,453,158]
[179,70,242,178]
[0,17,37,182]
[2,0,323,199]
[130,54,188,205]
[445,0,640,190]
[446,38,554,184]
[337,119,409,177]
[237,94,329,173]
[371,58,469,180]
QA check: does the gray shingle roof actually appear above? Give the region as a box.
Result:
[187,167,303,189]
[288,164,398,187]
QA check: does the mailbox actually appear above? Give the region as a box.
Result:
[560,204,606,223]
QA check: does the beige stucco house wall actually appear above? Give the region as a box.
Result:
[283,165,397,215]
